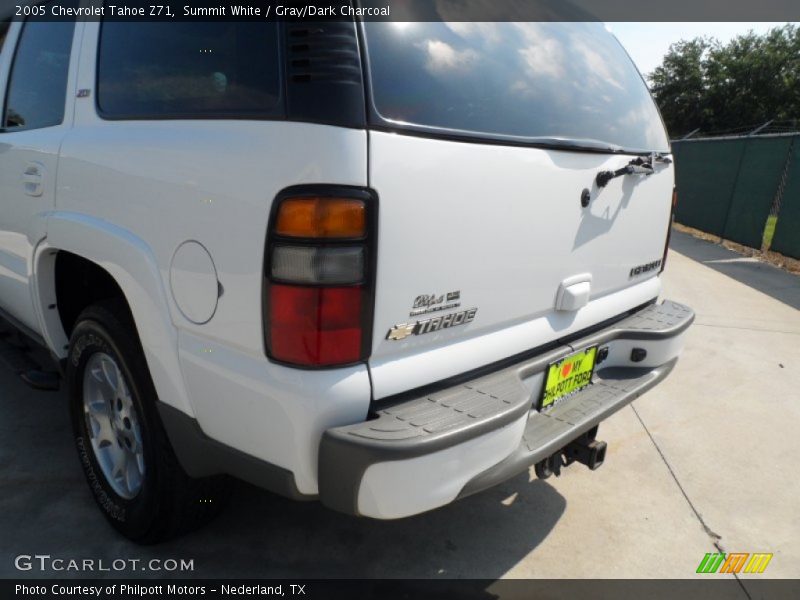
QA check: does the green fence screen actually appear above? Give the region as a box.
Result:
[723,136,795,248]
[673,139,745,237]
[672,136,795,250]
[771,147,800,259]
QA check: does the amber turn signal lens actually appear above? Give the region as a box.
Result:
[275,197,365,239]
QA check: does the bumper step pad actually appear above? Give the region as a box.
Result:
[319,300,694,515]
[458,359,677,498]
[590,299,694,340]
[333,353,560,452]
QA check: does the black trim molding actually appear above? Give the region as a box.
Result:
[157,401,313,501]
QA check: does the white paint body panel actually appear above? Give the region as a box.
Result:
[368,131,673,399]
[358,415,529,519]
[178,330,371,495]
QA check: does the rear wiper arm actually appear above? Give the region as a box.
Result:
[595,153,671,188]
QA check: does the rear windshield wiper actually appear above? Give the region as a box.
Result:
[596,153,672,188]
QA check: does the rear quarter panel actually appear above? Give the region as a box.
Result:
[51,23,371,492]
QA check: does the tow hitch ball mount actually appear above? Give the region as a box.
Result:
[534,426,607,480]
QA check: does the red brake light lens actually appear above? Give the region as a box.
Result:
[269,285,363,366]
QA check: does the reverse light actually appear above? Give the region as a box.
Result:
[265,187,375,368]
[271,246,364,285]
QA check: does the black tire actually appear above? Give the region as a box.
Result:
[68,300,229,543]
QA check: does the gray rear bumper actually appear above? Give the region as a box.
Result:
[457,357,677,499]
[319,300,694,517]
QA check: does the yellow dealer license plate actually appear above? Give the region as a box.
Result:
[538,346,598,411]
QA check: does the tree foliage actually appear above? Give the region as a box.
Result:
[648,25,800,138]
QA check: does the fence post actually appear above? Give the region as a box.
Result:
[764,134,797,250]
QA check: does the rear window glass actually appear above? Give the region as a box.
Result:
[0,21,9,55]
[97,22,281,119]
[362,22,669,153]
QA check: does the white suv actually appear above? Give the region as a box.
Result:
[0,12,693,542]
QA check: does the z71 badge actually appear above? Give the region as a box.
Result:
[386,308,478,341]
[410,290,461,317]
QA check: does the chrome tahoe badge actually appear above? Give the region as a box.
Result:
[386,308,478,341]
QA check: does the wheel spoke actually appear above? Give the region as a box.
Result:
[100,357,122,398]
[89,364,105,384]
[119,379,134,408]
[110,445,127,482]
[88,365,115,408]
[85,398,109,419]
[93,417,116,447]
[96,378,117,408]
[125,453,142,495]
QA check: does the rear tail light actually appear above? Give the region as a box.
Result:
[660,186,677,274]
[264,188,376,367]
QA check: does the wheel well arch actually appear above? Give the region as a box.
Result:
[33,214,195,416]
[32,248,138,360]
[54,251,134,337]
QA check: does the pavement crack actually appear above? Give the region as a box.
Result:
[712,539,754,600]
[630,404,722,542]
[632,404,753,600]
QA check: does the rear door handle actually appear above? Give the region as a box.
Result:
[22,162,44,197]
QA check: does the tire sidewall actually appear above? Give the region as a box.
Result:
[68,315,160,540]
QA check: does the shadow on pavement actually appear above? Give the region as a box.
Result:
[0,362,566,580]
[669,229,800,311]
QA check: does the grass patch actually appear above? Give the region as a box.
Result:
[763,215,778,249]
[674,222,800,276]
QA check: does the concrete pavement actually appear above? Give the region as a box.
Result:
[0,229,797,587]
